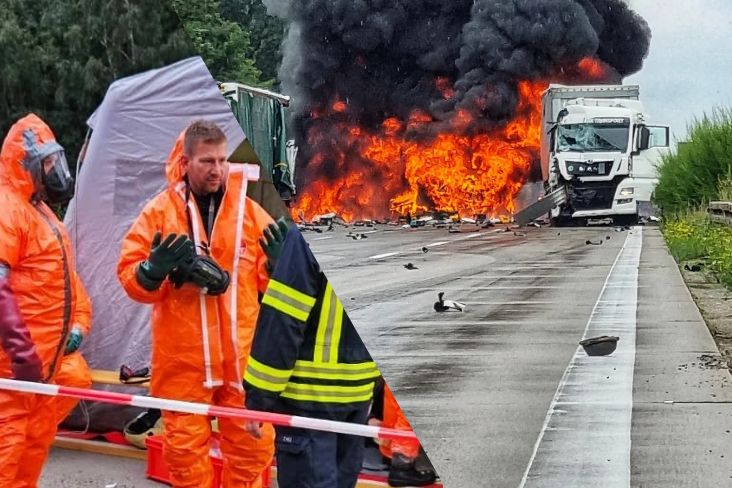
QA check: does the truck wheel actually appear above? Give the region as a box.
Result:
[614,215,638,226]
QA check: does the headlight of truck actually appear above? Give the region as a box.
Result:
[619,187,634,196]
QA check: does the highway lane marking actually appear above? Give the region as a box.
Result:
[452,232,482,241]
[368,252,400,260]
[313,236,335,241]
[519,227,642,488]
[428,241,449,247]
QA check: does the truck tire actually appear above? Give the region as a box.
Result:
[613,215,638,226]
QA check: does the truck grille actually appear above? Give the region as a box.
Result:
[569,183,616,211]
[566,160,613,177]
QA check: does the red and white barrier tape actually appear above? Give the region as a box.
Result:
[0,378,417,442]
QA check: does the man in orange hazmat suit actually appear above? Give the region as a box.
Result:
[369,380,437,487]
[117,120,278,487]
[0,113,92,487]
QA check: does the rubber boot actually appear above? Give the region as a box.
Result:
[388,453,437,487]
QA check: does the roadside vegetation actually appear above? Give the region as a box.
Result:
[656,110,732,288]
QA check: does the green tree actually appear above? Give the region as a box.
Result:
[218,0,285,86]
[170,0,263,85]
[0,0,195,166]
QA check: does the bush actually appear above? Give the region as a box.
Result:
[663,211,732,288]
[654,109,732,216]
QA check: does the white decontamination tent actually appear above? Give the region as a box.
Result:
[64,56,259,430]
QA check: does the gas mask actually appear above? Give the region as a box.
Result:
[40,150,74,204]
[23,132,74,205]
[169,253,231,296]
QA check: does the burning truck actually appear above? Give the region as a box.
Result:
[264,0,654,223]
[515,84,670,226]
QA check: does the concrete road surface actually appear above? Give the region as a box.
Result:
[39,224,732,487]
[305,224,732,487]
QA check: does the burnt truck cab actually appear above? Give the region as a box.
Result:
[540,85,669,225]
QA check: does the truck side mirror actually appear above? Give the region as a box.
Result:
[638,126,651,151]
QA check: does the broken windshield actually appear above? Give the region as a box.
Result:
[556,123,629,152]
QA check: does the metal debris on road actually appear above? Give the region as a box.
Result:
[434,292,466,312]
[404,263,418,270]
[421,247,429,253]
[586,239,603,245]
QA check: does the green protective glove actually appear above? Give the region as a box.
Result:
[259,217,290,271]
[64,327,83,355]
[137,232,195,290]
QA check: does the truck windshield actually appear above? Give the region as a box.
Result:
[557,123,629,152]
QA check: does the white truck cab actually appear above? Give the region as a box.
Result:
[528,84,670,226]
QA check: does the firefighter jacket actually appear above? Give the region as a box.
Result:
[244,228,380,419]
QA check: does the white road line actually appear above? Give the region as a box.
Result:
[313,236,335,241]
[428,241,449,247]
[453,232,483,241]
[519,228,642,488]
[368,252,400,260]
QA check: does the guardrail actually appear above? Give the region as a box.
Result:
[709,201,732,226]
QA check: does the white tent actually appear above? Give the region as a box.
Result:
[64,56,257,430]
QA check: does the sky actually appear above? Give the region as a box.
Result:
[626,0,732,142]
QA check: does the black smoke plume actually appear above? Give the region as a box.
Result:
[264,0,651,205]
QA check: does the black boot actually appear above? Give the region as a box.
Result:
[388,453,437,487]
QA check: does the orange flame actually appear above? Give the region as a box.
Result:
[436,76,455,100]
[294,58,609,222]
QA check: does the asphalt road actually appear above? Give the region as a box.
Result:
[304,223,732,487]
[39,223,732,487]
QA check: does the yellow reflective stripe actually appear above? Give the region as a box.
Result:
[295,360,379,371]
[281,391,374,404]
[280,382,375,404]
[264,287,314,318]
[248,357,293,380]
[262,294,310,322]
[268,280,317,308]
[314,283,334,363]
[244,370,288,393]
[329,293,344,363]
[293,361,380,381]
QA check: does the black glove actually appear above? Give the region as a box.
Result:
[169,254,231,296]
[136,232,194,291]
[260,218,290,272]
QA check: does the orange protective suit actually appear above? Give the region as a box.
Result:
[54,279,93,425]
[379,384,420,460]
[117,132,275,488]
[0,114,90,487]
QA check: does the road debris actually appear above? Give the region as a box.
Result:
[434,292,466,312]
[699,354,729,370]
[586,239,603,245]
[684,263,704,272]
[421,247,429,253]
[579,335,619,356]
[514,231,526,237]
[346,233,369,240]
[404,263,418,270]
